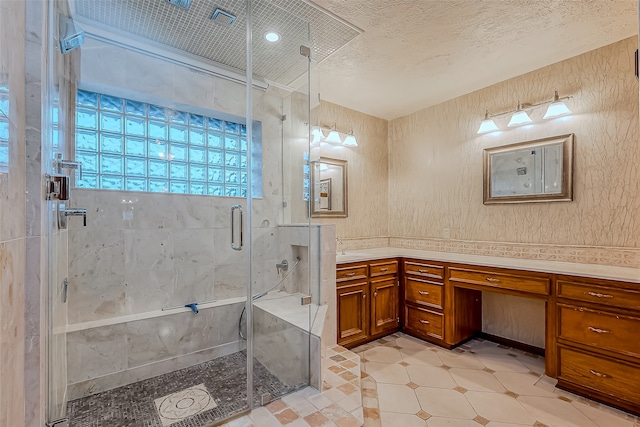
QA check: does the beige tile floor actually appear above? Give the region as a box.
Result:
[220,333,640,427]
[354,333,639,427]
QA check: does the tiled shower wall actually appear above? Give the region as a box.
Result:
[64,38,307,398]
[0,1,27,426]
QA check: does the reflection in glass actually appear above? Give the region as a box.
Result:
[0,84,9,173]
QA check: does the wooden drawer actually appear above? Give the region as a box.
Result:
[404,305,443,340]
[556,279,640,311]
[449,266,550,296]
[405,277,443,309]
[558,304,640,358]
[404,261,444,280]
[336,264,368,284]
[558,346,640,404]
[370,260,398,277]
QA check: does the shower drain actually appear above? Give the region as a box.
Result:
[154,384,217,426]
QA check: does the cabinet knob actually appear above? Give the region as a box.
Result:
[374,291,378,297]
[362,294,366,299]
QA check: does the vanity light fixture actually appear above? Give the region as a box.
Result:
[325,124,343,144]
[311,124,358,147]
[507,101,533,127]
[478,90,573,134]
[342,129,358,146]
[543,90,572,119]
[477,110,499,134]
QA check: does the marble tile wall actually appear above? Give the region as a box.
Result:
[44,0,82,421]
[0,1,27,427]
[23,1,48,425]
[71,38,289,320]
[66,301,245,399]
[65,38,321,397]
[253,305,310,388]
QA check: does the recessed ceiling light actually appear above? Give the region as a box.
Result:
[264,31,281,42]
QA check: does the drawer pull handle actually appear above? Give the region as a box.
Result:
[589,369,612,379]
[345,272,356,277]
[380,267,388,272]
[419,319,430,324]
[418,269,428,273]
[588,326,612,334]
[585,291,613,299]
[418,291,430,295]
[485,277,501,283]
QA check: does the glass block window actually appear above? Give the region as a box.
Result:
[75,90,250,197]
[0,85,9,174]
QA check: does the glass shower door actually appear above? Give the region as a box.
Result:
[250,0,314,405]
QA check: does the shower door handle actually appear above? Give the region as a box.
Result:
[231,204,243,251]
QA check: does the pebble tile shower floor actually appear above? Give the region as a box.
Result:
[67,351,305,427]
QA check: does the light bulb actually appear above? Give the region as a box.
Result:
[325,129,342,144]
[311,126,323,144]
[543,101,571,119]
[507,110,532,127]
[477,118,499,134]
[343,134,358,146]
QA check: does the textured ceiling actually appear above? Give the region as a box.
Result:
[312,0,638,119]
[73,1,638,120]
[73,0,361,87]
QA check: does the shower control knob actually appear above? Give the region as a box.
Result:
[58,205,87,229]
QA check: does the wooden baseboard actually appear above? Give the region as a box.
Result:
[477,332,545,357]
[556,379,640,417]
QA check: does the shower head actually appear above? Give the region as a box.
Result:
[165,0,192,10]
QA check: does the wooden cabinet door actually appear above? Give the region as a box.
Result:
[337,282,369,347]
[371,277,399,335]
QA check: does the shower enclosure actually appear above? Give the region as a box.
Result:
[44,0,327,425]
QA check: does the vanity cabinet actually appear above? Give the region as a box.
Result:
[370,260,400,335]
[336,259,399,348]
[402,259,448,345]
[554,275,640,415]
[336,263,369,347]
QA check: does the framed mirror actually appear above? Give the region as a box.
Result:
[483,134,574,204]
[310,157,348,218]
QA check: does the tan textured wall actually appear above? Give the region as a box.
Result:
[389,36,639,249]
[388,37,639,347]
[313,101,389,239]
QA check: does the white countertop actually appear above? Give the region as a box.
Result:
[336,247,640,283]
